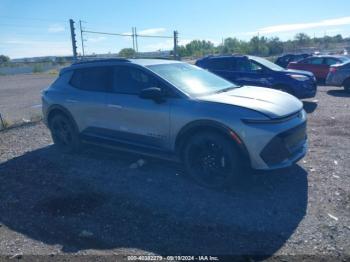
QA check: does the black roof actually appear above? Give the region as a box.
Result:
[72,58,130,65]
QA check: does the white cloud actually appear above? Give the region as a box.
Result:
[138,28,166,36]
[244,16,350,35]
[48,24,65,33]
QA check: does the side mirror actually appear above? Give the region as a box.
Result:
[139,87,164,103]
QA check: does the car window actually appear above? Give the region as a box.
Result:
[304,57,323,65]
[250,60,263,71]
[234,58,251,72]
[207,58,233,70]
[324,58,341,66]
[70,66,113,92]
[113,66,160,95]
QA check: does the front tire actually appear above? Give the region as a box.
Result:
[182,132,244,189]
[49,114,81,153]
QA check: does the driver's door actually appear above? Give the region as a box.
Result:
[235,59,273,87]
[104,65,171,149]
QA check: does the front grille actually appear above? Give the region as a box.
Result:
[260,123,307,166]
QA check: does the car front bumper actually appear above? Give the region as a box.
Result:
[293,80,317,99]
[238,112,308,170]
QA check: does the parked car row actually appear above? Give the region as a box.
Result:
[276,54,350,92]
[275,53,310,68]
[287,55,350,82]
[195,55,317,99]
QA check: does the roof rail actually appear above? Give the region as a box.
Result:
[132,56,174,60]
[72,58,130,65]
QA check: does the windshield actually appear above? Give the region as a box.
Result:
[147,63,237,96]
[251,56,284,71]
[339,56,350,63]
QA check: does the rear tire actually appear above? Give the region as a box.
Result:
[49,114,81,153]
[182,131,244,189]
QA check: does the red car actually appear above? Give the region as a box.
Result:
[287,55,349,81]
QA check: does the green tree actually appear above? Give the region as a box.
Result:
[0,55,10,63]
[294,33,311,46]
[267,37,284,55]
[118,48,136,58]
[248,36,269,56]
[184,40,215,57]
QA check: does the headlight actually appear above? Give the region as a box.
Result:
[289,74,309,81]
[242,110,306,124]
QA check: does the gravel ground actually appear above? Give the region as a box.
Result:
[0,85,349,261]
[0,74,55,124]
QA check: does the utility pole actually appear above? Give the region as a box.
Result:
[132,27,135,52]
[79,20,85,57]
[134,27,139,54]
[69,19,78,60]
[173,30,178,60]
[222,37,224,54]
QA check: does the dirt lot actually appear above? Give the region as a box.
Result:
[0,74,55,124]
[0,84,350,261]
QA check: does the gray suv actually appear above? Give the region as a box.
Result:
[42,58,308,188]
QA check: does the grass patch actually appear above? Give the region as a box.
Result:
[32,64,44,73]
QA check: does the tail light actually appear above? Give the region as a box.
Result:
[329,67,337,73]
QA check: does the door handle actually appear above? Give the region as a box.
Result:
[107,104,123,109]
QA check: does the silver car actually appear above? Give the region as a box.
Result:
[42,58,308,188]
[326,60,350,92]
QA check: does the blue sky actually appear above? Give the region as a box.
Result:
[1,0,350,58]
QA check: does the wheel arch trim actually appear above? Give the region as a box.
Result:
[46,104,79,132]
[175,120,250,162]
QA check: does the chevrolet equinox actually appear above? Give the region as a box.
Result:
[42,58,308,188]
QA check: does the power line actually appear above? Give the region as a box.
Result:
[82,30,132,37]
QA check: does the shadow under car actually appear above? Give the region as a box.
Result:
[0,145,308,257]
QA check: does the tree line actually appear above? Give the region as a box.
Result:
[177,33,350,58]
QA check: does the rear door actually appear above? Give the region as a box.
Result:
[205,57,238,82]
[67,66,113,132]
[301,57,327,79]
[104,65,171,149]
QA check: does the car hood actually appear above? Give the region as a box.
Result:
[279,68,314,77]
[199,86,303,119]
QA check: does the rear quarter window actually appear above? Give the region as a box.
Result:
[69,66,113,92]
[207,58,234,70]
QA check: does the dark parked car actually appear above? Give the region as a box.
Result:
[275,54,310,68]
[326,60,350,92]
[195,55,317,99]
[287,55,350,81]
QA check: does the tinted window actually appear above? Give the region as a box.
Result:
[250,60,263,71]
[233,58,251,72]
[324,58,341,66]
[304,57,323,65]
[70,67,113,92]
[208,58,234,70]
[113,66,159,95]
